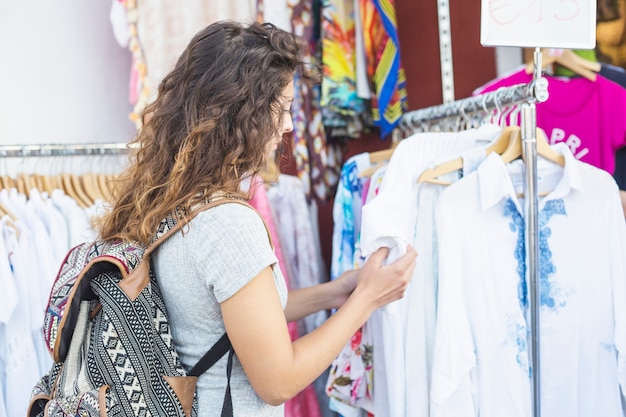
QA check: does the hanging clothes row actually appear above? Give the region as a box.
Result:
[0,141,332,417]
[0,142,130,417]
[326,79,626,417]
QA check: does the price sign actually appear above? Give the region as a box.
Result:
[481,0,596,48]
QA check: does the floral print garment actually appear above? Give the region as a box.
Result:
[326,322,374,414]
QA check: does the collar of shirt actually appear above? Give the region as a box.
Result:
[477,142,584,214]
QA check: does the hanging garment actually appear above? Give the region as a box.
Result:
[360,0,408,138]
[292,72,343,202]
[431,146,626,417]
[127,0,256,123]
[330,153,372,281]
[321,0,370,138]
[356,124,501,417]
[474,67,626,175]
[266,174,329,335]
[1,220,42,417]
[249,177,323,417]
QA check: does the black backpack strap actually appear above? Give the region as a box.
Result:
[221,348,235,417]
[187,333,231,377]
[186,333,234,417]
[151,197,254,417]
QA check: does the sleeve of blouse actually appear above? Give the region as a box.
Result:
[192,203,278,303]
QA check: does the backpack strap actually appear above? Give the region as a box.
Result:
[119,197,259,301]
[145,197,258,257]
[188,333,231,377]
[157,197,262,417]
[125,197,256,417]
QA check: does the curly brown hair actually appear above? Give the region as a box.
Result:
[97,21,318,245]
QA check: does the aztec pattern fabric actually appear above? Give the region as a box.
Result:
[361,0,408,139]
[29,207,213,417]
[41,240,144,360]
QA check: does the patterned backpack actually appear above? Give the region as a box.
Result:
[27,199,249,417]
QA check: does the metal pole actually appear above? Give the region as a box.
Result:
[523,46,548,417]
[521,100,540,417]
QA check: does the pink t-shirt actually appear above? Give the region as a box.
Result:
[474,67,626,174]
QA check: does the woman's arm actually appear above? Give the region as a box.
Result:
[284,269,358,322]
[220,246,416,406]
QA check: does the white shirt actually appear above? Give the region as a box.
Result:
[0,218,41,417]
[359,123,501,417]
[2,189,57,315]
[28,189,69,264]
[50,189,97,246]
[431,145,626,417]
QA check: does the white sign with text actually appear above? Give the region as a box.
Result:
[481,0,596,48]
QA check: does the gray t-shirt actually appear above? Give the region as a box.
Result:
[154,202,288,416]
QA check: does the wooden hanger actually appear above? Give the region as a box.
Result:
[0,203,20,240]
[0,175,14,190]
[80,173,103,204]
[91,173,108,202]
[417,126,518,185]
[61,174,89,208]
[41,174,56,194]
[358,153,392,179]
[17,173,38,197]
[500,127,565,167]
[0,201,18,222]
[358,145,398,179]
[72,173,94,207]
[358,129,404,178]
[525,49,600,82]
[15,174,27,196]
[98,174,113,202]
[48,175,61,193]
[503,128,564,198]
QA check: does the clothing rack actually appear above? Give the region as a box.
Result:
[0,142,132,158]
[400,78,547,129]
[400,56,548,417]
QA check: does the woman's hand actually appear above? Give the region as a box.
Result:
[285,245,416,321]
[224,245,416,405]
[351,245,418,312]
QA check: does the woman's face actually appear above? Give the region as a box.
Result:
[265,80,294,159]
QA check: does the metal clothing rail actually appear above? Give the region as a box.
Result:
[399,80,548,130]
[0,142,133,158]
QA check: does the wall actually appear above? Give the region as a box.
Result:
[0,1,135,145]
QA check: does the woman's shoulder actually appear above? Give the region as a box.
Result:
[193,201,266,234]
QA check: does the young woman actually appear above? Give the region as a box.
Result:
[98,20,417,416]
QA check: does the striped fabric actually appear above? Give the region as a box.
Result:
[361,0,408,139]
